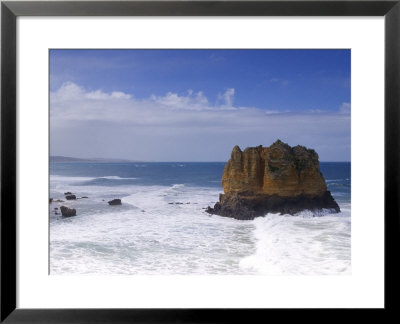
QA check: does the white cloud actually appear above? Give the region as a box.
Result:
[218,88,235,107]
[50,82,350,161]
[52,81,84,100]
[151,90,208,110]
[52,82,132,101]
[339,102,351,114]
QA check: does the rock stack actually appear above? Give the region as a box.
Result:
[206,140,340,220]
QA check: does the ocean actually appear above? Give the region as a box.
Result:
[49,162,351,275]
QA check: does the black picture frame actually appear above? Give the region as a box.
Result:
[1,0,399,322]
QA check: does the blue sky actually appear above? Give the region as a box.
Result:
[50,49,350,161]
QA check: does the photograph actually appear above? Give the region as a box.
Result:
[49,49,351,275]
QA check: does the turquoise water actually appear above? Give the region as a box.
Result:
[50,162,351,275]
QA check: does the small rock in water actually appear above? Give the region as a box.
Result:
[65,195,76,200]
[54,199,64,202]
[54,207,58,210]
[49,198,53,204]
[108,199,122,205]
[81,196,88,199]
[64,192,72,195]
[168,202,174,204]
[60,206,76,217]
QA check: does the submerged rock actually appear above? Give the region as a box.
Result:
[60,206,76,217]
[65,194,76,200]
[108,199,122,205]
[207,140,340,220]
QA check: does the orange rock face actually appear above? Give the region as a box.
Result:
[207,140,340,219]
[222,140,327,197]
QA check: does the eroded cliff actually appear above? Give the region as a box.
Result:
[207,140,340,219]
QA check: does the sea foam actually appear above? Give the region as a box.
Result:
[239,207,351,275]
[50,165,351,275]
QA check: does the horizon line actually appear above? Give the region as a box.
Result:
[50,156,351,163]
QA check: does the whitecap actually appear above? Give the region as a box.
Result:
[239,209,351,275]
[50,175,96,182]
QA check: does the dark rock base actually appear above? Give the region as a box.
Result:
[60,206,77,217]
[206,191,340,220]
[108,199,122,205]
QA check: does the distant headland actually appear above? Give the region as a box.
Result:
[50,156,136,163]
[206,140,340,220]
